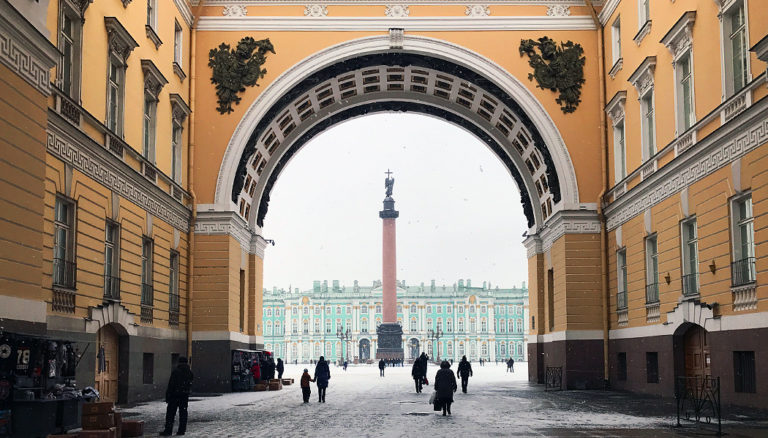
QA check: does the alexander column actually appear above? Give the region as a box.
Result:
[376,169,404,360]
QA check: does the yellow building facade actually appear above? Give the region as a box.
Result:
[0,0,766,406]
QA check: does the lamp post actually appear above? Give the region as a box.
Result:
[336,325,351,363]
[428,327,443,362]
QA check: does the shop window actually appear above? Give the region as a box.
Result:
[617,352,627,381]
[646,352,659,383]
[143,353,154,384]
[733,351,756,393]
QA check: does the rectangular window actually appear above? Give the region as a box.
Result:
[239,269,245,332]
[169,250,179,320]
[104,221,120,299]
[143,98,157,162]
[733,351,756,393]
[146,0,157,28]
[547,269,554,330]
[53,196,76,289]
[724,1,748,97]
[614,121,626,183]
[638,0,650,27]
[617,249,627,309]
[646,352,659,383]
[174,21,183,65]
[641,93,655,159]
[141,237,154,306]
[645,236,658,303]
[59,7,82,99]
[611,18,621,65]
[681,218,699,296]
[617,352,627,381]
[732,195,755,286]
[171,124,183,183]
[677,53,695,132]
[142,353,154,384]
[106,57,124,135]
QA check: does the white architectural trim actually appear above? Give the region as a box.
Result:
[610,307,768,340]
[214,35,581,227]
[173,0,194,27]
[0,0,59,96]
[0,295,47,324]
[194,209,254,249]
[192,330,263,345]
[605,90,626,126]
[605,97,768,230]
[538,209,601,253]
[85,303,139,336]
[535,329,604,343]
[196,16,596,31]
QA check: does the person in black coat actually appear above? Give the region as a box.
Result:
[411,359,423,393]
[314,356,331,403]
[457,355,473,393]
[276,358,284,380]
[378,359,386,377]
[160,357,194,436]
[434,360,457,416]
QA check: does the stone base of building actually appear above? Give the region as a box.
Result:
[376,323,404,360]
[609,326,768,409]
[191,336,264,394]
[527,335,605,390]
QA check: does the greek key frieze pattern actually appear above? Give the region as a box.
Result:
[47,130,191,232]
[606,116,768,231]
[0,27,52,95]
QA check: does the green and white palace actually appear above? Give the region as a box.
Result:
[262,279,528,363]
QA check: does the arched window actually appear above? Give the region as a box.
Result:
[302,342,309,359]
[376,318,381,327]
[508,319,514,332]
[266,343,272,351]
[314,320,320,333]
[314,306,320,315]
[436,319,442,330]
[275,308,280,317]
[481,305,487,313]
[375,305,382,313]
[498,320,505,333]
[361,318,368,332]
[470,342,477,359]
[397,305,402,313]
[266,321,272,335]
[410,304,417,313]
[470,305,475,313]
[481,318,487,332]
[427,342,433,356]
[500,343,506,356]
[292,320,298,334]
[336,306,342,314]
[481,343,488,357]
[303,306,309,315]
[447,342,453,355]
[275,321,281,335]
[470,318,476,333]
[291,343,297,359]
[458,318,464,332]
[410,317,417,332]
[314,343,321,358]
[446,319,452,332]
[458,342,465,356]
[303,320,309,334]
[427,318,433,329]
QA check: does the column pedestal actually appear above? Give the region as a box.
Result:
[376,323,403,360]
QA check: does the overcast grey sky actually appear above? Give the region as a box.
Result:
[261,113,529,292]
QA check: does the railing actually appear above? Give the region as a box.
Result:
[141,305,153,324]
[617,289,627,309]
[52,258,77,289]
[645,282,659,303]
[681,273,699,297]
[545,366,563,391]
[676,376,721,436]
[169,293,180,326]
[103,275,121,301]
[52,288,76,313]
[731,257,756,287]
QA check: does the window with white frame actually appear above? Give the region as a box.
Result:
[481,343,488,357]
[361,318,368,332]
[302,320,308,334]
[470,318,476,333]
[314,319,320,333]
[617,249,627,309]
[614,121,626,182]
[103,221,120,298]
[146,0,157,29]
[481,318,487,332]
[645,235,659,303]
[53,196,76,289]
[722,1,749,97]
[174,21,183,65]
[275,321,281,335]
[731,195,755,286]
[266,321,272,336]
[141,237,154,307]
[426,305,432,313]
[142,98,156,161]
[458,342,465,357]
[325,321,331,333]
[314,306,320,315]
[292,320,297,333]
[410,304,417,313]
[427,318,433,329]
[681,218,699,296]
[106,57,124,135]
[58,2,83,99]
[375,305,381,313]
[458,318,464,332]
[410,317,417,331]
[446,319,452,332]
[641,93,656,159]
[638,0,650,27]
[447,342,453,356]
[266,308,272,317]
[676,52,695,132]
[611,17,622,66]
[447,305,452,314]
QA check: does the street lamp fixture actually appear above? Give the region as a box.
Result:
[336,325,351,363]
[427,327,443,362]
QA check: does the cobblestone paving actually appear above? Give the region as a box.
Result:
[119,364,767,437]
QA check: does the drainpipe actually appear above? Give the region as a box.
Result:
[585,0,610,387]
[186,1,205,362]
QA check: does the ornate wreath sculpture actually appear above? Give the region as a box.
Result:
[208,37,275,114]
[519,37,586,114]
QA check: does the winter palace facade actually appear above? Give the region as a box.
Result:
[262,280,528,363]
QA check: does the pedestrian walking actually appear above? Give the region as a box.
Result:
[276,358,284,380]
[300,368,315,403]
[411,359,423,393]
[314,356,331,403]
[160,357,194,436]
[343,360,348,371]
[457,355,473,393]
[507,357,515,372]
[434,360,457,416]
[378,358,385,377]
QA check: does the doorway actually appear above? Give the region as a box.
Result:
[95,324,119,402]
[683,325,711,380]
[409,338,419,359]
[359,339,370,361]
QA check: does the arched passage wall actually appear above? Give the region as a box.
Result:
[213,35,581,233]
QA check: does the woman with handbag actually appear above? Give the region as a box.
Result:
[433,360,457,416]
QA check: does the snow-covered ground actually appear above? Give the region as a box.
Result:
[121,362,676,437]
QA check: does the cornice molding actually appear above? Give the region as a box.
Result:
[104,17,138,64]
[605,90,626,126]
[628,56,656,97]
[174,0,194,27]
[0,1,59,96]
[522,235,542,259]
[538,209,601,253]
[605,98,768,231]
[194,209,254,251]
[196,15,596,31]
[47,112,192,232]
[170,93,192,123]
[597,0,618,25]
[141,59,169,100]
[660,11,696,61]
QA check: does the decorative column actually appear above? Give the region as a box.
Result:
[376,170,404,360]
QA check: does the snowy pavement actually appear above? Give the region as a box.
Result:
[119,363,764,437]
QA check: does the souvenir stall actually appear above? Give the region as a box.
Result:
[231,349,265,392]
[0,331,85,437]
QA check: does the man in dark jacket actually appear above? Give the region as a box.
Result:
[160,357,194,436]
[314,356,330,403]
[378,359,385,377]
[411,359,423,393]
[457,355,473,393]
[434,361,457,416]
[276,358,284,380]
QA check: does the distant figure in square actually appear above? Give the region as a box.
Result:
[507,357,515,373]
[300,368,315,403]
[457,355,473,393]
[434,360,457,416]
[379,359,386,377]
[276,358,284,380]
